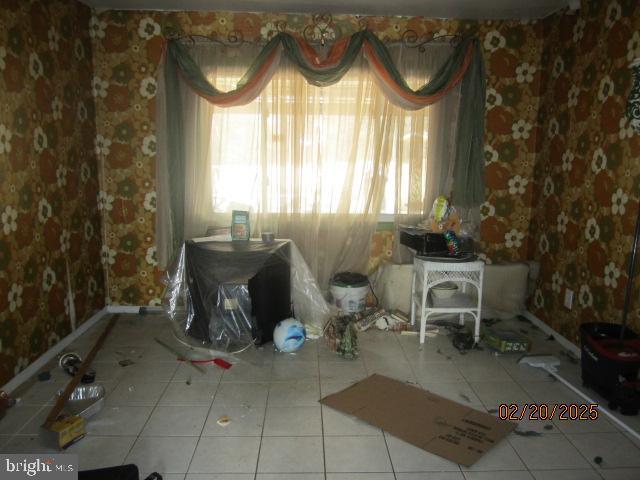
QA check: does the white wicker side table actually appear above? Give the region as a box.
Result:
[410,257,485,344]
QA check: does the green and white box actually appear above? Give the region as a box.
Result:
[231,210,250,241]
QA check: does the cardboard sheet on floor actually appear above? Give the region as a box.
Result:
[320,374,516,466]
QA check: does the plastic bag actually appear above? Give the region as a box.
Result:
[163,238,330,354]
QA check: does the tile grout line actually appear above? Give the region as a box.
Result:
[316,341,327,480]
[119,361,180,469]
[384,332,409,479]
[253,350,276,480]
[380,431,398,480]
[182,364,224,477]
[396,330,422,384]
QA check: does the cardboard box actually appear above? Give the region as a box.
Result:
[41,415,86,450]
[231,210,250,241]
[320,374,516,466]
[482,325,531,353]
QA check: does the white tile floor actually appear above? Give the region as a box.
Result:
[2,313,640,480]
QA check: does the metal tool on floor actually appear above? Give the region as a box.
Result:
[154,337,206,373]
[59,352,96,384]
[41,314,120,449]
[518,354,640,442]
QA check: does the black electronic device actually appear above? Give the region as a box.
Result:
[399,227,449,256]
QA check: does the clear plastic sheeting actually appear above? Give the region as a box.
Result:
[163,238,330,353]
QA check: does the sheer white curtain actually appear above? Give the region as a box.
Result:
[384,43,462,263]
[166,40,460,288]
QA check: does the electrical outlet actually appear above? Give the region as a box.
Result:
[564,289,574,309]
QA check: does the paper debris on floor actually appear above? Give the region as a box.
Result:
[320,374,516,466]
[217,415,231,427]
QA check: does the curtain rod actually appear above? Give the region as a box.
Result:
[172,31,464,51]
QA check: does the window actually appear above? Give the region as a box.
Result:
[207,52,441,218]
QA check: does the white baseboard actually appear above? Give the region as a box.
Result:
[105,305,164,314]
[2,307,109,394]
[523,310,581,358]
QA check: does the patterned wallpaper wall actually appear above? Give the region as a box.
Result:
[91,11,545,305]
[529,0,640,343]
[0,0,105,385]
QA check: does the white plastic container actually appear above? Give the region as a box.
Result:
[330,284,369,313]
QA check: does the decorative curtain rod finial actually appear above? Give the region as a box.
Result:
[303,13,335,46]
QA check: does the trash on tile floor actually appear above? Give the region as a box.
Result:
[512,429,541,436]
[390,310,410,323]
[118,359,135,367]
[56,384,105,419]
[174,356,233,370]
[352,307,386,331]
[213,358,232,369]
[320,374,516,466]
[217,415,231,427]
[425,327,439,338]
[481,324,531,353]
[350,307,409,332]
[323,314,358,358]
[401,330,419,336]
[0,389,16,415]
[155,337,206,373]
[401,325,438,337]
[41,414,87,449]
[431,319,467,333]
[373,314,408,332]
[452,329,475,352]
[59,352,96,384]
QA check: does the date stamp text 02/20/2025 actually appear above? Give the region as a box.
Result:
[498,403,599,421]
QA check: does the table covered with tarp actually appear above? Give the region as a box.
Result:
[163,238,330,354]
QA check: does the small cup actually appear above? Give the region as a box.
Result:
[262,232,275,243]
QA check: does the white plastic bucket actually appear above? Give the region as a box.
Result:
[330,284,369,313]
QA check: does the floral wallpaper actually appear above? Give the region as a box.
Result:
[529,0,640,343]
[90,10,545,306]
[0,0,105,386]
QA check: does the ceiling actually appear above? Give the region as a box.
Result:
[79,0,573,20]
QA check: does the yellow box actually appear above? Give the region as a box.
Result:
[42,415,86,450]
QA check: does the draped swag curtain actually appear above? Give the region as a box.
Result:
[156,30,486,286]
